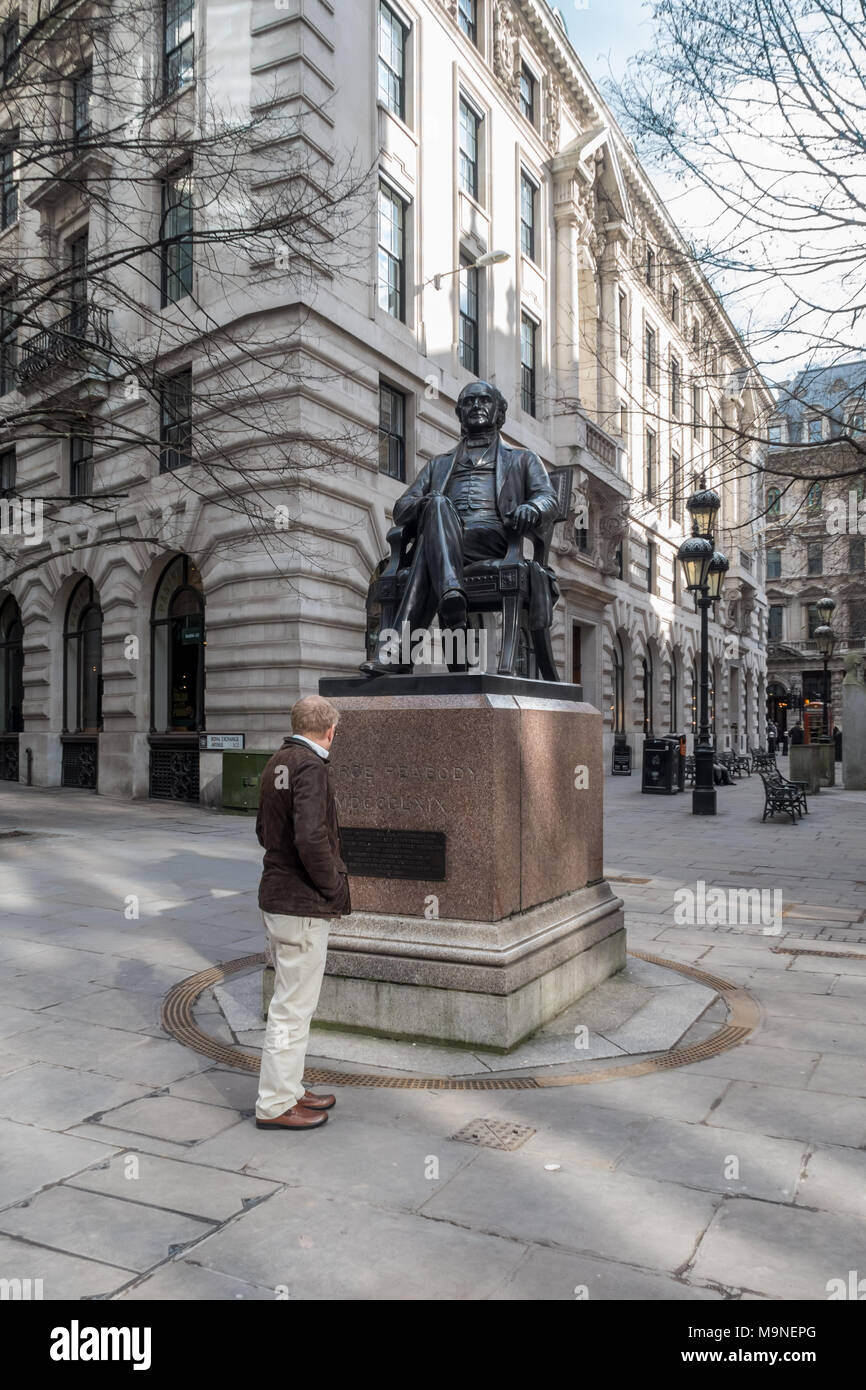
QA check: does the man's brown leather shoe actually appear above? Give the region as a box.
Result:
[300,1089,336,1110]
[256,1103,328,1130]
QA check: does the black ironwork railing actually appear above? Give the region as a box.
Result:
[17,303,112,386]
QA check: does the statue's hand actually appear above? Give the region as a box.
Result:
[510,503,540,535]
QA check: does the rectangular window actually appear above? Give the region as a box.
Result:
[520,312,537,417]
[851,598,866,639]
[692,382,702,437]
[671,284,680,325]
[520,169,537,262]
[849,536,865,572]
[161,166,193,306]
[68,231,88,332]
[619,291,628,358]
[768,423,782,444]
[620,403,628,439]
[0,285,16,396]
[766,546,782,580]
[519,63,536,125]
[377,181,406,322]
[646,539,655,593]
[458,95,481,201]
[0,445,14,496]
[768,605,783,641]
[378,1,407,120]
[712,409,722,457]
[457,0,477,45]
[72,67,92,144]
[645,326,657,392]
[808,417,822,443]
[0,142,16,229]
[645,428,656,499]
[671,356,681,418]
[645,246,655,289]
[1,18,18,89]
[70,435,93,497]
[806,604,822,638]
[671,450,681,522]
[164,0,194,98]
[378,382,406,481]
[807,542,823,576]
[458,255,479,375]
[160,368,192,472]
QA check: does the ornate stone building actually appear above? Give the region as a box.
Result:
[0,0,770,803]
[763,361,866,735]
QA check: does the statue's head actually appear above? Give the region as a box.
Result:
[843,650,866,685]
[455,381,507,435]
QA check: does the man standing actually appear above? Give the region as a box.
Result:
[254,695,350,1131]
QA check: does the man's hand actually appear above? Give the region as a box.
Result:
[510,502,540,535]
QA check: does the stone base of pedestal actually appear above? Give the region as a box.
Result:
[311,679,624,1050]
[814,739,835,787]
[315,883,625,1050]
[789,744,823,793]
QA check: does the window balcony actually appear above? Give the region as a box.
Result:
[17,302,112,389]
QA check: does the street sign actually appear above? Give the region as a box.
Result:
[199,734,245,751]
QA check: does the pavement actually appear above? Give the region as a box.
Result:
[1,760,865,1301]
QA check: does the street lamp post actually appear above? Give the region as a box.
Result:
[814,620,837,736]
[678,486,727,816]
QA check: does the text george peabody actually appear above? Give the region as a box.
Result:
[50,1322,152,1371]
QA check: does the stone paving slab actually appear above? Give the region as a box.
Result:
[188,1186,530,1300]
[95,1095,242,1144]
[116,1260,276,1301]
[707,1080,866,1147]
[0,1117,119,1210]
[66,1152,280,1222]
[0,1185,216,1273]
[0,1063,153,1132]
[615,1117,806,1202]
[795,1143,866,1218]
[418,1151,721,1272]
[0,1233,130,1301]
[689,1198,866,1301]
[491,1246,724,1301]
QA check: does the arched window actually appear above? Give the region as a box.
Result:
[63,578,103,733]
[0,595,23,732]
[150,555,205,732]
[766,487,781,516]
[807,482,822,511]
[613,634,625,734]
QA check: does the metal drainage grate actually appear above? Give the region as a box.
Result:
[160,950,760,1090]
[773,945,866,962]
[451,1119,536,1151]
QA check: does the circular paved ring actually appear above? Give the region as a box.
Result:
[161,949,760,1090]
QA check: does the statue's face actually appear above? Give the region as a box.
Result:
[457,385,500,435]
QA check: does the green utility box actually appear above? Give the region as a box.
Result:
[221,751,272,813]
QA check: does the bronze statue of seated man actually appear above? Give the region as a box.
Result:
[361,381,559,676]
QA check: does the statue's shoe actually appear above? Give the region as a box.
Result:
[439,589,468,629]
[358,659,412,677]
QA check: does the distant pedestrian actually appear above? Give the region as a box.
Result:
[766,719,777,755]
[254,695,351,1132]
[780,727,789,756]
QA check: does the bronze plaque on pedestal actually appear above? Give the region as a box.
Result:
[340,826,447,881]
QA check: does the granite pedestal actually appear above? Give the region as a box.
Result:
[789,743,823,794]
[314,675,625,1050]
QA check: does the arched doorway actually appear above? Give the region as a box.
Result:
[767,680,789,733]
[668,653,680,733]
[149,555,205,802]
[62,577,103,789]
[0,594,23,781]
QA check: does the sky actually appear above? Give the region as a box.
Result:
[562,0,652,87]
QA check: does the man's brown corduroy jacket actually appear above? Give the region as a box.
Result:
[256,736,351,918]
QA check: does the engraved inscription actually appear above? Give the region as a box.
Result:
[340,827,447,881]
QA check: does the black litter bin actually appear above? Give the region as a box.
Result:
[642,737,676,794]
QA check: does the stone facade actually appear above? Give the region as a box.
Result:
[763,362,866,737]
[0,0,771,804]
